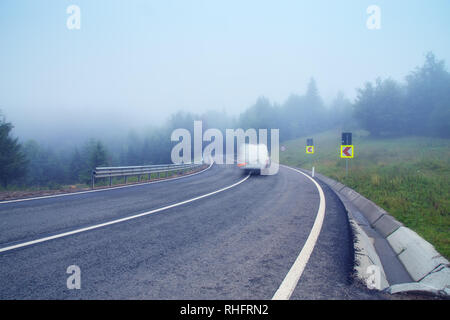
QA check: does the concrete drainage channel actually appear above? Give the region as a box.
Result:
[298,168,449,298]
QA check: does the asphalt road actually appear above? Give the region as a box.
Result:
[0,164,389,299]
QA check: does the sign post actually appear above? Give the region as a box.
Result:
[341,133,354,176]
[306,138,315,176]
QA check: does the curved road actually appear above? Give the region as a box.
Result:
[0,164,387,299]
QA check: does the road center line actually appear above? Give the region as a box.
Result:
[272,165,326,300]
[0,173,250,254]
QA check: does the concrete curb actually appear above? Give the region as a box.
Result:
[302,169,449,297]
[347,209,390,290]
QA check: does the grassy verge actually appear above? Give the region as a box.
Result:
[0,167,204,201]
[280,130,450,259]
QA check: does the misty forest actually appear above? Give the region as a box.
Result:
[1,52,449,189]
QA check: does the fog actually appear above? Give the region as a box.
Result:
[1,0,449,146]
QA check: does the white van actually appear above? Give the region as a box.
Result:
[237,143,270,174]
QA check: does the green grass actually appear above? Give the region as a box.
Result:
[280,130,450,259]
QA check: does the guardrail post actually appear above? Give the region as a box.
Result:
[91,171,95,189]
[109,176,112,187]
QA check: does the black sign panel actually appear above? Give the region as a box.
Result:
[307,138,314,146]
[341,132,352,145]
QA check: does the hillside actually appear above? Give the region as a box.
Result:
[279,130,450,258]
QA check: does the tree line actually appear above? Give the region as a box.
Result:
[0,52,448,189]
[354,52,449,138]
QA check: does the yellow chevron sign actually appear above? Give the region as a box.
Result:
[340,145,354,158]
[306,146,314,154]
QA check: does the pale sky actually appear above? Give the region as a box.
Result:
[1,0,449,142]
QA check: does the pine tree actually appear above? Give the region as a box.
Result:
[0,117,28,188]
[90,141,108,168]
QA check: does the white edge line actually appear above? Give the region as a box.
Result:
[0,162,214,205]
[272,165,326,300]
[0,172,250,254]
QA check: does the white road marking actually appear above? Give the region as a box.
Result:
[0,173,250,254]
[0,162,213,205]
[272,165,326,300]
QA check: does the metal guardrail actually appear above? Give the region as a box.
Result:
[91,163,203,188]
